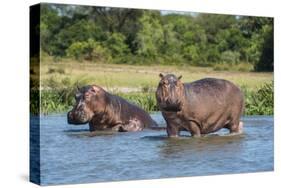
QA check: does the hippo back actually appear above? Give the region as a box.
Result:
[183,78,244,122]
[104,93,158,128]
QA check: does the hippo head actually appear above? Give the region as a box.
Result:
[156,73,185,111]
[67,85,107,125]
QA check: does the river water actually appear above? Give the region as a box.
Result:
[33,113,273,185]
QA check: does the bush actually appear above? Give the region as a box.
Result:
[40,77,82,114]
[213,62,253,72]
[243,82,273,115]
[47,67,65,74]
[105,33,130,58]
[117,92,158,112]
[66,39,111,63]
[254,25,273,72]
[66,42,85,61]
[220,50,240,64]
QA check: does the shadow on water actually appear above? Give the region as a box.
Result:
[143,133,245,157]
[65,129,118,138]
[63,129,90,133]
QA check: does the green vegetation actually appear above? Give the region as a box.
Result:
[31,4,274,115]
[39,79,273,115]
[37,63,273,115]
[40,4,273,71]
[244,82,273,115]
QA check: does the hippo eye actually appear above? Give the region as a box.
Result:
[163,80,168,85]
[91,88,96,93]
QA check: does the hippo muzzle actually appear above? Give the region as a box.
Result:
[67,109,90,125]
[159,100,181,112]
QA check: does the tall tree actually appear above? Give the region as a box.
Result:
[255,24,273,71]
[133,11,164,59]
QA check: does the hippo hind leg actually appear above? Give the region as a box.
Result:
[226,120,243,135]
[180,121,201,137]
[187,121,201,137]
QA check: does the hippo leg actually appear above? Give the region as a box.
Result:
[185,121,201,137]
[89,122,95,132]
[118,119,143,132]
[167,123,180,137]
[112,124,123,132]
[228,120,243,134]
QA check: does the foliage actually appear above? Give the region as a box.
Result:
[243,82,273,115]
[212,62,253,72]
[118,92,158,112]
[254,25,273,71]
[39,80,273,115]
[220,50,240,64]
[66,39,111,62]
[133,12,164,59]
[47,67,65,74]
[40,4,273,71]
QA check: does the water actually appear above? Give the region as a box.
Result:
[34,113,273,185]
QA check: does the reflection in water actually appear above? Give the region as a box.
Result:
[63,129,90,133]
[37,114,273,185]
[65,130,117,138]
[158,134,245,158]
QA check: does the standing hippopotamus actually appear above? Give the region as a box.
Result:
[67,84,158,132]
[156,73,244,137]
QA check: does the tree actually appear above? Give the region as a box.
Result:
[195,14,237,43]
[255,25,273,71]
[105,33,130,58]
[161,22,182,56]
[39,4,273,71]
[40,4,61,55]
[66,39,111,63]
[238,16,273,38]
[133,12,164,59]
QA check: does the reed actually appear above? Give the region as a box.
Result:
[38,82,273,115]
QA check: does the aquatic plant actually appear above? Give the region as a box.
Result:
[38,82,273,115]
[243,82,273,115]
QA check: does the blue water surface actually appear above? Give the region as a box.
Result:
[34,114,273,185]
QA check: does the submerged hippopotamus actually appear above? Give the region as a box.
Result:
[156,73,244,137]
[67,84,158,132]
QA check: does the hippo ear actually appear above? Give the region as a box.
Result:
[178,75,182,80]
[159,73,164,78]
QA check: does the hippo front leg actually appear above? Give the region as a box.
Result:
[89,121,95,132]
[112,124,123,132]
[167,123,180,138]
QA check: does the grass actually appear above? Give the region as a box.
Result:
[212,62,253,72]
[40,59,272,90]
[38,82,273,115]
[33,58,274,115]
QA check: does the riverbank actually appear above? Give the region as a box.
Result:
[31,61,273,115]
[38,82,273,115]
[40,60,272,90]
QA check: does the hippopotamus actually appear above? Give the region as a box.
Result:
[67,84,158,132]
[156,73,244,137]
